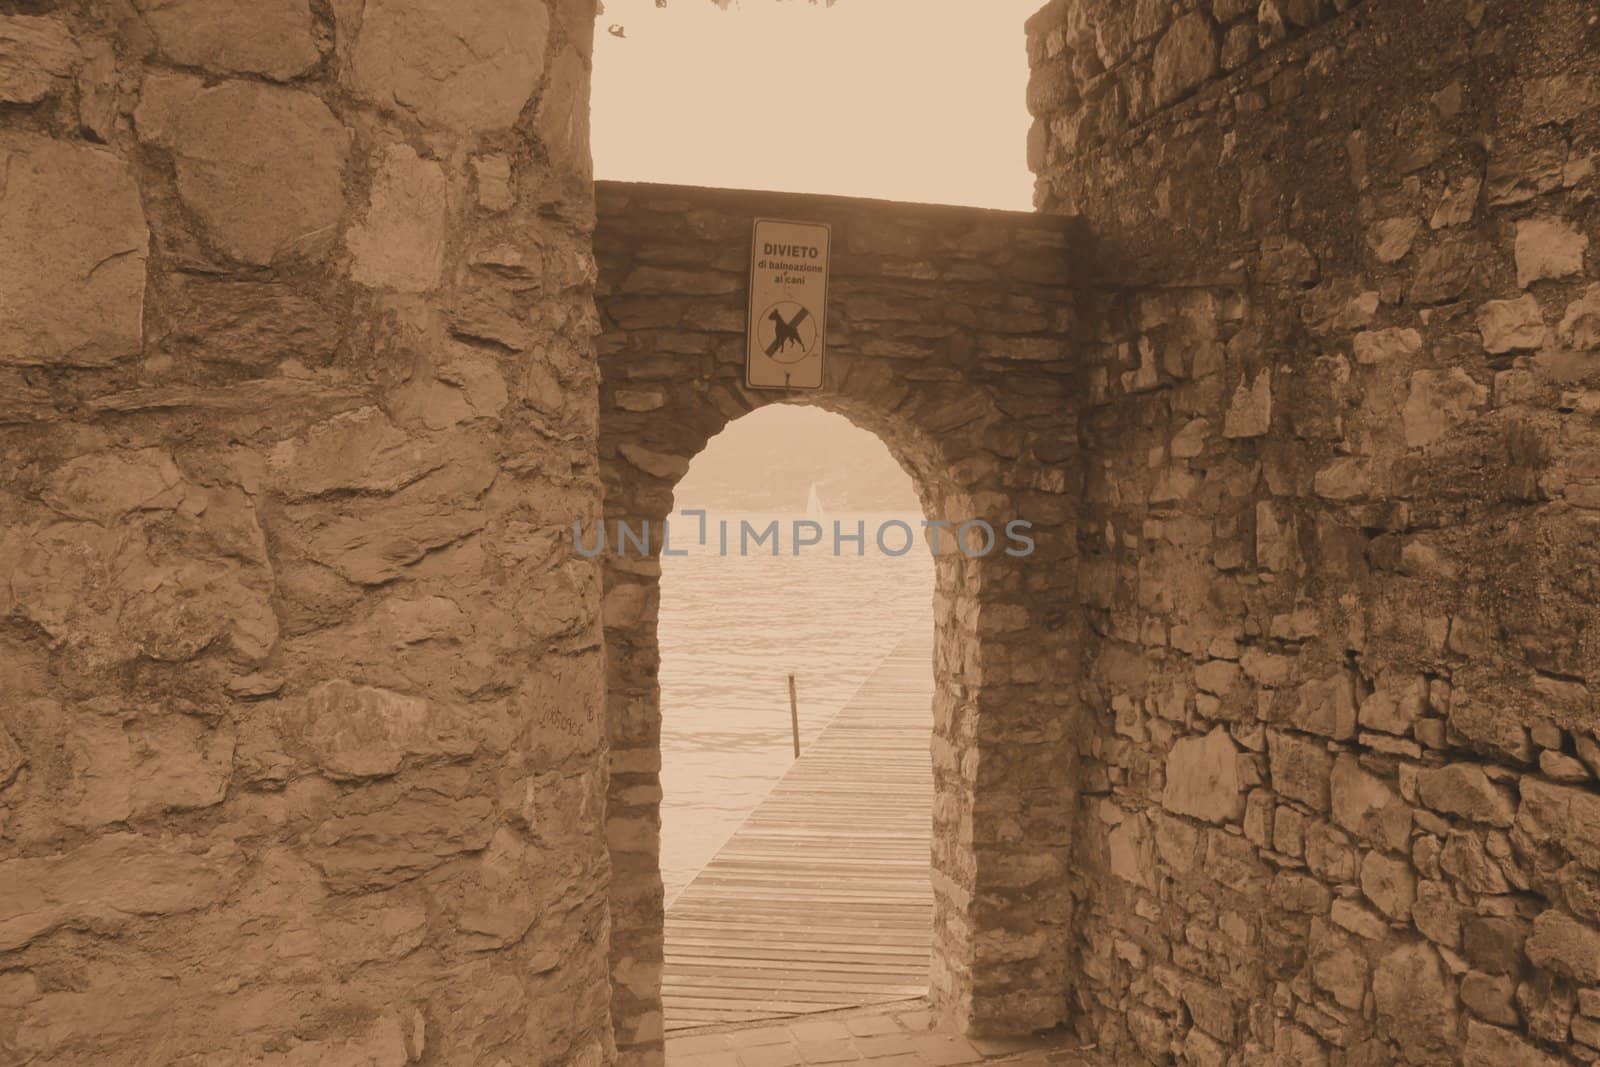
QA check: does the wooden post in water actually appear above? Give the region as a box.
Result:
[787,673,800,758]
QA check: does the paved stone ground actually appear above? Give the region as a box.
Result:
[663,999,1099,1066]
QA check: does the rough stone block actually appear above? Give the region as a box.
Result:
[345,0,551,131]
[1413,878,1460,948]
[1330,755,1411,852]
[0,834,245,952]
[1463,1020,1565,1067]
[0,134,148,367]
[1416,764,1515,827]
[1403,367,1489,446]
[1162,726,1247,823]
[1373,942,1459,1063]
[0,15,76,102]
[1557,284,1600,350]
[1291,675,1357,740]
[154,278,340,370]
[1526,911,1600,984]
[272,681,475,781]
[1360,850,1415,921]
[1223,369,1272,438]
[1152,12,1218,107]
[348,143,449,292]
[1353,326,1422,365]
[134,0,320,79]
[135,74,347,265]
[1515,217,1588,288]
[1268,729,1332,811]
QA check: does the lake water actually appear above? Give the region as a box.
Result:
[657,511,935,903]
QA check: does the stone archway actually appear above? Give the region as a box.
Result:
[591,181,1086,1064]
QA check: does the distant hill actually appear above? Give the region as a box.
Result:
[673,405,922,513]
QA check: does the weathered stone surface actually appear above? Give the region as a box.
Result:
[1521,72,1600,124]
[1358,675,1425,735]
[1360,850,1415,920]
[1516,216,1588,288]
[390,347,510,430]
[1108,812,1156,889]
[1431,175,1482,228]
[1478,294,1547,354]
[127,715,237,815]
[1269,730,1332,811]
[0,0,615,1060]
[1152,12,1218,106]
[1311,919,1368,1008]
[1417,764,1514,826]
[1258,236,1319,287]
[619,443,692,481]
[1313,457,1371,501]
[1540,749,1590,783]
[348,144,449,292]
[1369,217,1420,263]
[271,681,475,780]
[538,45,591,176]
[0,721,23,789]
[1409,237,1483,304]
[1557,284,1600,350]
[1413,878,1461,948]
[1518,778,1600,868]
[473,154,515,212]
[1403,367,1489,446]
[1373,942,1458,1063]
[1223,369,1272,437]
[308,774,498,892]
[346,0,552,131]
[1444,832,1511,896]
[1461,970,1519,1026]
[135,75,347,265]
[135,0,320,79]
[1450,692,1533,763]
[1330,754,1411,852]
[155,278,340,370]
[11,464,278,665]
[267,407,441,499]
[1162,726,1245,823]
[0,15,76,102]
[1027,58,1075,117]
[1353,326,1422,365]
[1290,674,1356,739]
[1525,911,1600,983]
[1463,1020,1564,1067]
[0,834,245,951]
[0,135,148,367]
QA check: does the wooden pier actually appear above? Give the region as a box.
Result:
[662,631,936,1031]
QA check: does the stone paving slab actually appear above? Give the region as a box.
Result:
[663,999,1099,1066]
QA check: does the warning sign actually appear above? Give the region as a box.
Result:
[747,218,830,390]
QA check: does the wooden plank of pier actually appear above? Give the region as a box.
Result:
[662,632,935,1031]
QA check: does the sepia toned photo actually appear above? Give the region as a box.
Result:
[1,0,1598,1064]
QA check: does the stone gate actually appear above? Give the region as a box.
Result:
[592,182,1084,1062]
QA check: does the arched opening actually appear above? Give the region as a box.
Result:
[657,404,935,1030]
[593,183,1083,1066]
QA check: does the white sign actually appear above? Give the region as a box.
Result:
[747,218,831,390]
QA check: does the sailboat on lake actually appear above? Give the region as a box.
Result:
[804,481,826,523]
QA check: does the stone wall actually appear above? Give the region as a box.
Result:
[0,1,612,1063]
[1027,0,1600,1063]
[591,182,1085,1063]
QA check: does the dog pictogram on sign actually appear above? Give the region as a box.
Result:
[758,301,816,361]
[747,219,830,389]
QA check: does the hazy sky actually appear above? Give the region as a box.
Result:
[591,0,1041,209]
